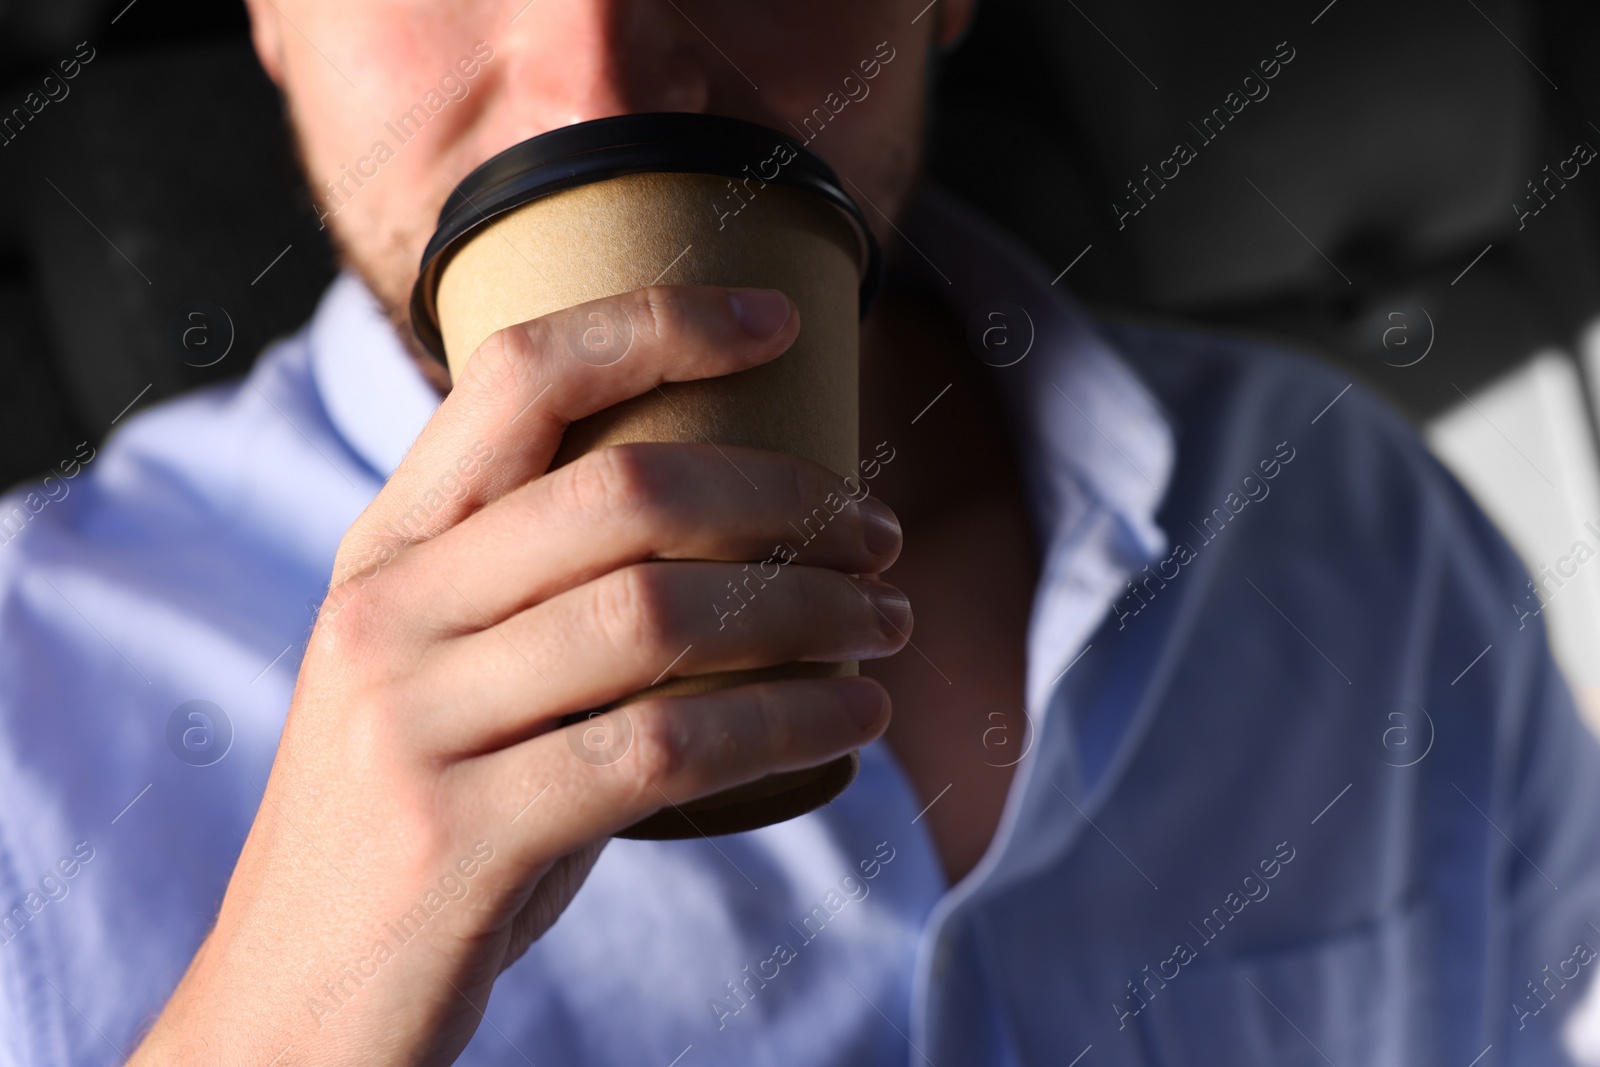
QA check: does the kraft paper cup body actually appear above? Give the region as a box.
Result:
[415,118,878,839]
[435,171,861,476]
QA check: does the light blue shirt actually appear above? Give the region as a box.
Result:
[2,187,1598,1066]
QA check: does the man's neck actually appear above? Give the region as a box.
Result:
[858,283,1040,884]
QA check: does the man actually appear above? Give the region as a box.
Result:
[2,1,1598,1064]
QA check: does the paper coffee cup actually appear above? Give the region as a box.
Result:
[411,113,883,839]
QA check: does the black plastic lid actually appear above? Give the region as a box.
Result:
[409,112,884,363]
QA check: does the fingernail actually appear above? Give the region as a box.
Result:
[838,677,886,731]
[864,583,912,639]
[729,288,791,338]
[859,498,902,561]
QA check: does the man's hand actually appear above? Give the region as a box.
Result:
[130,285,907,1065]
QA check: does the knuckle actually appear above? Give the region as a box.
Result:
[311,576,385,657]
[303,611,418,740]
[309,547,431,671]
[629,285,685,344]
[565,444,661,526]
[619,704,689,794]
[464,322,542,401]
[592,564,677,660]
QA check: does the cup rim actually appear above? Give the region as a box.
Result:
[408,112,885,364]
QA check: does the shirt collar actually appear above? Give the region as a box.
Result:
[308,271,443,482]
[901,186,1176,721]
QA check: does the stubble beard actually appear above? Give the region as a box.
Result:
[285,107,454,393]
